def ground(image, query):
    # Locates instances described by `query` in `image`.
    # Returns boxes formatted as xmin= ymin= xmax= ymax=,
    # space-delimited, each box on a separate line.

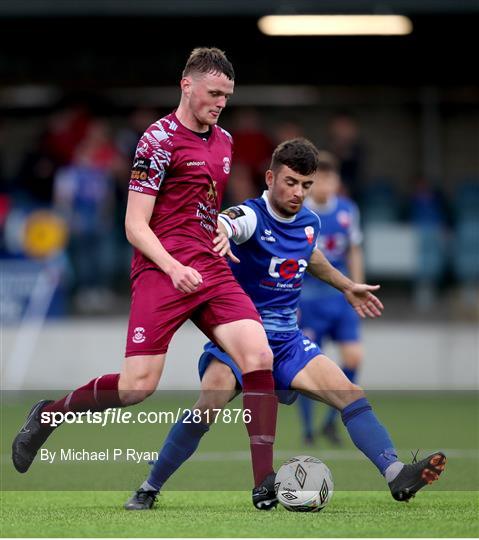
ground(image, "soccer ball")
xmin=275 ymin=455 xmax=334 ymax=512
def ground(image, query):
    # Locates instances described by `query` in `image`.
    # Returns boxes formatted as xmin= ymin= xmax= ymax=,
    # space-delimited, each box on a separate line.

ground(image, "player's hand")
xmin=213 ymin=228 xmax=240 ymax=264
xmin=167 ymin=263 xmax=203 ymax=294
xmin=344 ymin=284 xmax=384 ymax=319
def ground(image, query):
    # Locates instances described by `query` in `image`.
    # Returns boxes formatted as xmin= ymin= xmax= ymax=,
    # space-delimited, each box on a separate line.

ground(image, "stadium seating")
xmin=359 ymin=178 xmax=401 ymax=224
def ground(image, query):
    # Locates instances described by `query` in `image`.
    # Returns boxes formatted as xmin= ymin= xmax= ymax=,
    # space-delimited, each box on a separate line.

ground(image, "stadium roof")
xmin=1 ymin=0 xmax=478 ymax=17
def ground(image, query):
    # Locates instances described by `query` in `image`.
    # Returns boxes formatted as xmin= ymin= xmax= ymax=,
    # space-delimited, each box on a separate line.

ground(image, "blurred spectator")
xmin=227 ymin=108 xmax=273 ymax=203
xmin=43 ymin=102 xmax=92 ymax=166
xmin=0 ymin=121 xmax=6 ymax=191
xmin=359 ymin=177 xmax=401 ymax=225
xmin=14 ymin=103 xmax=93 ymax=206
xmin=409 ymin=176 xmax=449 ymax=227
xmin=451 ymin=179 xmax=479 ymax=316
xmin=115 ymin=107 xmax=158 ymax=287
xmin=14 ymin=135 xmax=58 ymax=205
xmin=408 ymin=177 xmax=449 ymax=311
xmin=272 ymin=120 xmax=305 ymax=145
xmin=53 ymin=119 xmax=121 ymax=313
xmin=116 ymin=107 xmax=158 ymax=160
xmin=0 ymin=122 xmax=9 ymax=253
xmin=115 ymin=107 xmax=158 ymax=226
xmin=327 ymin=111 xmax=365 ymax=202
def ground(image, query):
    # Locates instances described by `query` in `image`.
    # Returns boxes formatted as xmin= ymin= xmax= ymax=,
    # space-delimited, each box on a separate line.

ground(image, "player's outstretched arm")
xmin=307 ymin=248 xmax=383 ymax=318
xmin=213 ymin=222 xmax=240 ymax=263
xmin=213 ymin=204 xmax=258 ymax=262
xmin=125 ymin=191 xmax=203 ymax=293
xmin=343 ymin=284 xmax=383 ymax=319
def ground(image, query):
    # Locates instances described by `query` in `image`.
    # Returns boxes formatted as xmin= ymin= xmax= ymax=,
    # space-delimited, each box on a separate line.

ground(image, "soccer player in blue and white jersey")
xmin=297 ymin=151 xmax=365 ymax=446
xmin=125 ymin=139 xmax=446 ymax=511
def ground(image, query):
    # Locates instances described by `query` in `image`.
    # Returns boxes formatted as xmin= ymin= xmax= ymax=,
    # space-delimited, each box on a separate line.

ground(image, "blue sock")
xmin=324 ymin=366 xmax=358 ymax=427
xmin=341 ymin=397 xmax=399 ymax=475
xmin=146 ymin=412 xmax=209 ymax=491
xmin=297 ymin=394 xmax=314 ymax=439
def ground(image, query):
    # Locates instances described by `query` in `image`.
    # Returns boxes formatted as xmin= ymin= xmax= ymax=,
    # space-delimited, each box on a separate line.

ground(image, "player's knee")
xmin=342 ymin=344 xmax=363 ymax=369
xmin=204 ymin=368 xmax=237 ymax=391
xmin=119 ymin=376 xmax=157 ymax=405
xmin=242 ymin=347 xmax=274 ymax=372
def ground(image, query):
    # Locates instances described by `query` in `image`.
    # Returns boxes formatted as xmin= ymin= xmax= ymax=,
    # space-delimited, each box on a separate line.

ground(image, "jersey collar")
xmin=172 ymin=111 xmax=214 ymax=142
xmin=262 ymin=191 xmax=297 ymax=223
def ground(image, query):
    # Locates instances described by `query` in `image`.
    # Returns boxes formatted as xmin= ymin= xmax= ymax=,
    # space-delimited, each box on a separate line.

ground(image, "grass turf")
xmin=1 ymin=391 xmax=478 ymax=537
xmin=1 ymin=491 xmax=478 ymax=537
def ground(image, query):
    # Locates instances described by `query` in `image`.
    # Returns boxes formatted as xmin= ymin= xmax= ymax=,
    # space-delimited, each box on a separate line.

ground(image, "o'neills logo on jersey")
xmin=186 ymin=161 xmax=206 ymax=167
xmin=304 ymin=226 xmax=314 ymax=244
xmin=223 ymin=157 xmax=231 ymax=174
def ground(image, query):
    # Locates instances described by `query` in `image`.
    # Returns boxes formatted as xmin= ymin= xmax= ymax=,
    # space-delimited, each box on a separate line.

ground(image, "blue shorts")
xmin=299 ymin=295 xmax=360 ymax=347
xmin=198 ymin=330 xmax=322 ymax=405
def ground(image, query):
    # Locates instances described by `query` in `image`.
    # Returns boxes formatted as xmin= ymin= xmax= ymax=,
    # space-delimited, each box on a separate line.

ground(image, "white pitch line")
xmin=1 ymin=448 xmax=477 ymax=465
xmin=189 ymin=448 xmax=478 ymax=462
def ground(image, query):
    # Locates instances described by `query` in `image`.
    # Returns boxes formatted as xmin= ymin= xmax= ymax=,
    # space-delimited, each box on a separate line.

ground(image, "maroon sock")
xmin=43 ymin=373 xmax=122 ymax=415
xmin=242 ymin=369 xmax=278 ymax=487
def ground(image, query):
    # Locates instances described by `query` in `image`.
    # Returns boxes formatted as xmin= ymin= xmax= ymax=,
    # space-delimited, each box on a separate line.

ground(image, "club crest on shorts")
xmin=132 ymin=327 xmax=146 ymax=344
xmin=304 ymin=226 xmax=314 ymax=244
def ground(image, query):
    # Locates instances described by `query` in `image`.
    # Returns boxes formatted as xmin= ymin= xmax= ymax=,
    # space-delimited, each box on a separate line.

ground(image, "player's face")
xmin=266 ymin=165 xmax=316 ymax=217
xmin=183 ymin=71 xmax=234 ymax=129
xmin=310 ymin=171 xmax=340 ymax=204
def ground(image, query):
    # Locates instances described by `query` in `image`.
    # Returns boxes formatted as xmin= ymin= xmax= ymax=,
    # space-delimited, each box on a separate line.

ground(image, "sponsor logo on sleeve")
xmin=130 ymin=157 xmax=151 ymax=183
xmin=221 ymin=206 xmax=245 ymax=220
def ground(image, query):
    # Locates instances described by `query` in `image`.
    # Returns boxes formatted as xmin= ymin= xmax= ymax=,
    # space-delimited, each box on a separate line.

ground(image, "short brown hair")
xmin=183 ymin=47 xmax=235 ymax=80
xmin=270 ymin=138 xmax=319 ymax=176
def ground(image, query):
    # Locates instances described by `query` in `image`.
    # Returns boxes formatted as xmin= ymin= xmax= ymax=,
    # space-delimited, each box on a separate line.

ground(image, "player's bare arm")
xmin=212 ymin=221 xmax=240 ymax=263
xmin=307 ymin=248 xmax=383 ymax=318
xmin=347 ymin=244 xmax=365 ymax=283
xmin=125 ymin=191 xmax=203 ymax=293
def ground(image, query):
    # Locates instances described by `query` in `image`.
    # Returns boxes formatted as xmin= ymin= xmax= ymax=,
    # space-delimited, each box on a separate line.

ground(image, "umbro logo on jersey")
xmin=186 ymin=160 xmax=206 ymax=167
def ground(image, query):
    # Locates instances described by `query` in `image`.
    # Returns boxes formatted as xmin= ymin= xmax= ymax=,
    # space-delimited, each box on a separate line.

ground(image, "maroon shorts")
xmin=125 ymin=268 xmax=262 ymax=357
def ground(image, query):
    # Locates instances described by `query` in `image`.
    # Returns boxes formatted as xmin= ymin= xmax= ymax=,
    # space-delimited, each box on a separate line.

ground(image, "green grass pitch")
xmin=1 ymin=391 xmax=478 ymax=537
xmin=1 ymin=491 xmax=478 ymax=537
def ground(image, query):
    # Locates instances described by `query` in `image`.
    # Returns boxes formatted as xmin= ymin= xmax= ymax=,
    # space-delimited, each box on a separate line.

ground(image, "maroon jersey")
xmin=128 ymin=112 xmax=233 ymax=278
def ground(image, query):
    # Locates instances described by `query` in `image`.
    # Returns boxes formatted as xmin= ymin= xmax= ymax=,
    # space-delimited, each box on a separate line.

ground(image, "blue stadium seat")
xmin=359 ymin=178 xmax=401 ymax=224
xmin=416 ymin=224 xmax=447 ymax=282
xmin=452 ymin=179 xmax=479 ymax=221
xmin=452 ymin=217 xmax=479 ymax=282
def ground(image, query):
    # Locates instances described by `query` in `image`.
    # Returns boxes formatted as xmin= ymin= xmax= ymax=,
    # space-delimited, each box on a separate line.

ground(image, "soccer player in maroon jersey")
xmin=12 ymin=48 xmax=279 ymax=508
